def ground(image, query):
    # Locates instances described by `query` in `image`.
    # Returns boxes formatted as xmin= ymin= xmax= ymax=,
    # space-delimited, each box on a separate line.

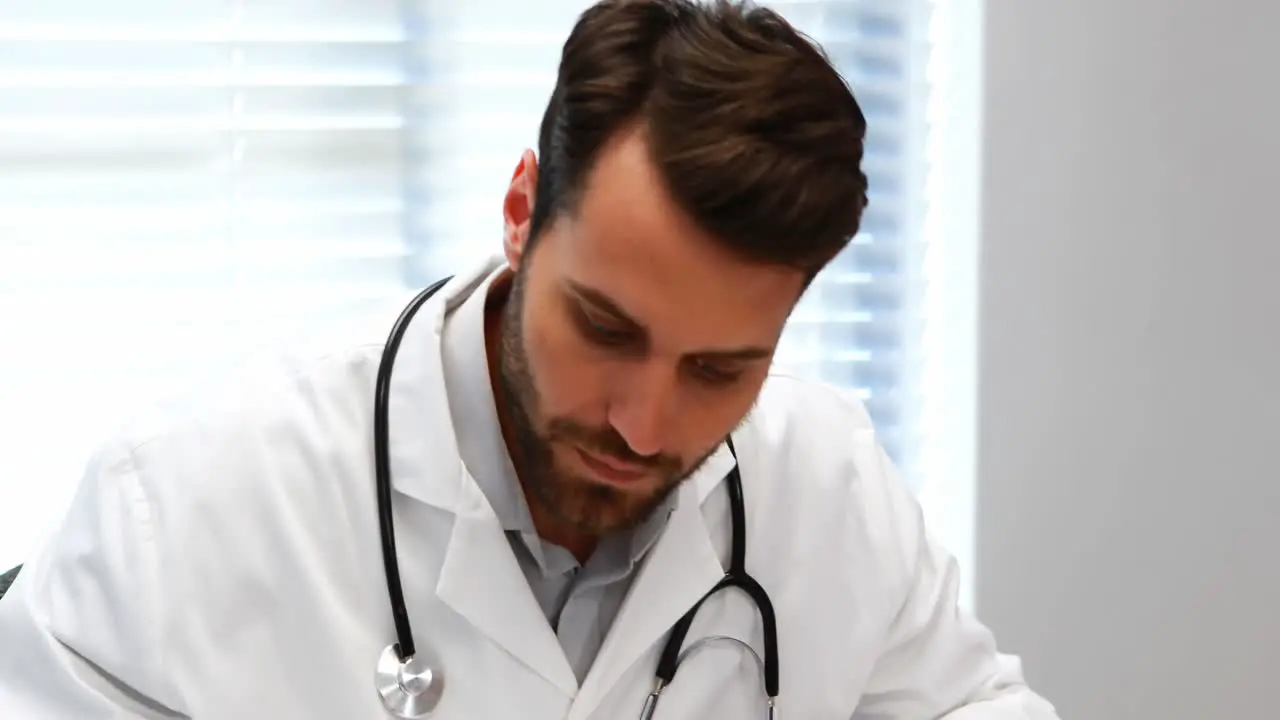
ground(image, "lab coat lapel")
xmin=568 ymin=446 xmax=737 ymax=720
xmin=435 ymin=483 xmax=579 ymax=697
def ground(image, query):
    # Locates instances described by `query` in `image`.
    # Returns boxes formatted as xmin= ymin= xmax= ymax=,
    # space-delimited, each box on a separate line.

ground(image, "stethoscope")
xmin=372 ymin=277 xmax=780 ymax=718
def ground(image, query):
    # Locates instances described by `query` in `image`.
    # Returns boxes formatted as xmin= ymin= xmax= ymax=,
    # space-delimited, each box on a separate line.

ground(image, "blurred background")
xmin=0 ymin=1 xmax=1275 ymax=717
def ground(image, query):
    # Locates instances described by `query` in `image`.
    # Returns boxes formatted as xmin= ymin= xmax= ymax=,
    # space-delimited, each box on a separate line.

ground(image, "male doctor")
xmin=0 ymin=1 xmax=1059 ymax=717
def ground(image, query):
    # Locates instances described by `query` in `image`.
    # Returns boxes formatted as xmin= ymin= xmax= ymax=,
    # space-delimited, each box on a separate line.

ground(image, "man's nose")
xmin=607 ymin=362 xmax=679 ymax=458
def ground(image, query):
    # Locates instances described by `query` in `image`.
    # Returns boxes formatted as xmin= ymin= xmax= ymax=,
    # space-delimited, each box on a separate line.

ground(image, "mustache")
xmin=546 ymin=417 xmax=680 ymax=471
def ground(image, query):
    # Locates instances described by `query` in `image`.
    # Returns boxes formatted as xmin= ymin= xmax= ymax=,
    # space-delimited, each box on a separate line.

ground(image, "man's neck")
xmin=482 ymin=272 xmax=600 ymax=563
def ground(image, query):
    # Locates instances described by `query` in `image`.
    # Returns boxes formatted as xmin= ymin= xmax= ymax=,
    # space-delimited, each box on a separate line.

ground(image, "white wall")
xmin=977 ymin=2 xmax=1280 ymax=718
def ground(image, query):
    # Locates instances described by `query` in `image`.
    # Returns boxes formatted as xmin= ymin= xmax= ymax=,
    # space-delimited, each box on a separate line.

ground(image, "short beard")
xmin=494 ymin=262 xmax=702 ymax=536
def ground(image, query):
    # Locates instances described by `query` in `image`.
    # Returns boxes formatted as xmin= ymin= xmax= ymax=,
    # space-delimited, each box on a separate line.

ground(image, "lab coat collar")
xmin=439 ymin=262 xmax=525 ymax=524
xmin=385 ymin=254 xmax=506 ymax=511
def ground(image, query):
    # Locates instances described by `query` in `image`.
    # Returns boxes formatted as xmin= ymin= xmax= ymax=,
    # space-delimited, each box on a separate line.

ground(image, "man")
xmin=0 ymin=1 xmax=1058 ymax=717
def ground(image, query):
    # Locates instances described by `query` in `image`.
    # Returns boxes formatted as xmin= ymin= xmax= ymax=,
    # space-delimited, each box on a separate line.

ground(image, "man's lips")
xmin=575 ymin=447 xmax=649 ymax=484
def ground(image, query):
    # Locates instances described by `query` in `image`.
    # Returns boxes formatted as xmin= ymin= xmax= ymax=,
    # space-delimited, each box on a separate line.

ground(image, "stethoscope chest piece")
xmin=375 ymin=644 xmax=445 ymax=718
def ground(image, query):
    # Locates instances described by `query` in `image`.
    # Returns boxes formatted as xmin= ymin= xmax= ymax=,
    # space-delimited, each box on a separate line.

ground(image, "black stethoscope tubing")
xmin=373 ymin=276 xmax=779 ymax=715
xmin=374 ymin=275 xmax=453 ymax=662
xmin=657 ymin=439 xmax=780 ymax=699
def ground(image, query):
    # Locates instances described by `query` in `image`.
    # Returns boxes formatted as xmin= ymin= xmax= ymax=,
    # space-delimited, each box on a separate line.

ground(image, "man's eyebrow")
xmin=566 ymin=280 xmax=645 ymax=329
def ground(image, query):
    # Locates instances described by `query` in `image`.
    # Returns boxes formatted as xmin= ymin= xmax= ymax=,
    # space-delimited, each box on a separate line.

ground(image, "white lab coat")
xmin=0 ymin=257 xmax=1059 ymax=719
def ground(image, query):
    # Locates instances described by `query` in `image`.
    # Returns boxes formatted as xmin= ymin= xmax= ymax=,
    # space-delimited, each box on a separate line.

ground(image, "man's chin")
xmin=546 ymin=482 xmax=661 ymax=535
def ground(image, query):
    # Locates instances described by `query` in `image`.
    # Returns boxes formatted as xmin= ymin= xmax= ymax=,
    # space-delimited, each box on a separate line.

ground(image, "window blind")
xmin=0 ymin=0 xmax=935 ymax=567
xmin=761 ymin=0 xmax=931 ymax=477
xmin=0 ymin=0 xmax=426 ymax=566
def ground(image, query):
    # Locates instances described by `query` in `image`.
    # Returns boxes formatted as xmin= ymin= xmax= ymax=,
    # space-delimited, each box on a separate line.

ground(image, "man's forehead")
xmin=546 ymin=127 xmax=806 ymax=344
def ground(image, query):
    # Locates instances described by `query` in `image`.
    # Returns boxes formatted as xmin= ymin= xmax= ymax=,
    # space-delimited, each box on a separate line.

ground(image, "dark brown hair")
xmin=530 ymin=0 xmax=869 ymax=278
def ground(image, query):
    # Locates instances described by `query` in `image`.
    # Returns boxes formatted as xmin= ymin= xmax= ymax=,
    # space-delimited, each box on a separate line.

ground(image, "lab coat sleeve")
xmin=850 ymin=440 xmax=1060 ymax=720
xmin=0 ymin=439 xmax=189 ymax=718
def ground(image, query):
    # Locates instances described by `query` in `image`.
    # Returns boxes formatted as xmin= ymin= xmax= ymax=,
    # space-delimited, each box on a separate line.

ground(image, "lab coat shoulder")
xmin=119 ymin=331 xmax=402 ymax=696
xmin=0 ymin=435 xmax=192 ymax=718
xmin=0 ymin=303 xmax=408 ymax=717
xmin=730 ymin=372 xmax=1060 ymax=719
xmin=738 ymin=371 xmax=918 ymax=595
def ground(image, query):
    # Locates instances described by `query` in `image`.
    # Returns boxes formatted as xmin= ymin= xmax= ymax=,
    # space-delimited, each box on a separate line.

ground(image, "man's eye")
xmin=581 ymin=317 xmax=631 ymax=346
xmin=689 ymin=359 xmax=743 ymax=385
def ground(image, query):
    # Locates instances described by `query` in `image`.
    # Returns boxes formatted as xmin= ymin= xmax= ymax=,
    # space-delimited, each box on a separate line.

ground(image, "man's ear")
xmin=502 ymin=149 xmax=539 ymax=271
